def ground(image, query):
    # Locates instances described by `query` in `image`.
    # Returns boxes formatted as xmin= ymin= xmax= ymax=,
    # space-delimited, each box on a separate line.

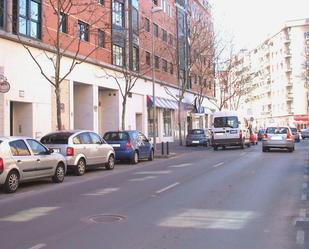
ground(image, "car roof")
xmin=42 ymin=130 xmax=93 ymax=136
xmin=0 ymin=136 xmax=33 ymax=141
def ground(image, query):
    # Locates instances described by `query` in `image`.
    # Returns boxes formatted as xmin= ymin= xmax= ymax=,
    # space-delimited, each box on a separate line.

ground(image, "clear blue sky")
xmin=209 ymin=0 xmax=309 ymax=50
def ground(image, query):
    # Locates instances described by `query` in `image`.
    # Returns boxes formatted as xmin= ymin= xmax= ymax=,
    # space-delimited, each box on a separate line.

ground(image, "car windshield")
xmin=104 ymin=132 xmax=128 ymax=141
xmin=40 ymin=132 xmax=73 ymax=144
xmin=214 ymin=116 xmax=239 ymax=128
xmin=188 ymin=129 xmax=204 ymax=135
xmin=290 ymin=128 xmax=297 ymax=133
xmin=266 ymin=127 xmax=289 ymax=134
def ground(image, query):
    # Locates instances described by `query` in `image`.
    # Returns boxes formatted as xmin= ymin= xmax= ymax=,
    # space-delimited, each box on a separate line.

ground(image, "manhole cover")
xmin=86 ymin=214 xmax=126 ymax=224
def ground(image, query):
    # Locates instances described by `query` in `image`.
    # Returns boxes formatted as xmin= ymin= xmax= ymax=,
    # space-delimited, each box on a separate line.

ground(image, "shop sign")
xmin=0 ymin=73 xmax=10 ymax=93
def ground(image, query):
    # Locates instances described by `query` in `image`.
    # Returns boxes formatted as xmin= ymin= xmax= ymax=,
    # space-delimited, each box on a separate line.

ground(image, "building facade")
xmin=0 ymin=0 xmax=216 ymax=141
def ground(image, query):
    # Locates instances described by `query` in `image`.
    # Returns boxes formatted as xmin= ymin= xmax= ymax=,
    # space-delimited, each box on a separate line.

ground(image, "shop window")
xmin=163 ymin=109 xmax=172 ymax=136
xmin=148 ymin=108 xmax=158 ymax=137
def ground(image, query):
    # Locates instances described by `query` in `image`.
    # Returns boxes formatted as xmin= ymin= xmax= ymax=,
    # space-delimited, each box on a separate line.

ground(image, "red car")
xmin=250 ymin=132 xmax=258 ymax=145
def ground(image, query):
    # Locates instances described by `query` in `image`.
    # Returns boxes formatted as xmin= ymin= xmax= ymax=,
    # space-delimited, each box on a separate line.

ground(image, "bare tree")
xmin=10 ymin=0 xmax=109 ymax=130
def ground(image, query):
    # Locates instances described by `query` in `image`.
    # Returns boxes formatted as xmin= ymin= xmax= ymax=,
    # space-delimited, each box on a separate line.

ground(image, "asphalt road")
xmin=0 ymin=141 xmax=308 ymax=249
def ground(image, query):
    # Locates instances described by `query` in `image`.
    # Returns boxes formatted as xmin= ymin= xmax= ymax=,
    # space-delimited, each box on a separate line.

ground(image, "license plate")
xmin=215 ymin=133 xmax=224 ymax=136
xmin=112 ymin=144 xmax=121 ymax=148
xmin=53 ymin=148 xmax=60 ymax=153
xmin=192 ymin=141 xmax=199 ymax=144
xmin=271 ymin=136 xmax=282 ymax=141
xmin=230 ymin=130 xmax=237 ymax=134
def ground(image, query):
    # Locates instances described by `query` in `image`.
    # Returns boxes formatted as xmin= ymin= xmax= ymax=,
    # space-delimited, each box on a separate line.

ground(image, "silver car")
xmin=41 ymin=130 xmax=115 ymax=176
xmin=262 ymin=127 xmax=295 ymax=152
xmin=301 ymin=128 xmax=309 ymax=139
xmin=0 ymin=136 xmax=66 ymax=193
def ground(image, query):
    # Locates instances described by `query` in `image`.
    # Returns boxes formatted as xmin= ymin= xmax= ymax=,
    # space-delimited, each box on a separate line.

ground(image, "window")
xmin=113 ymin=44 xmax=124 ymax=66
xmin=89 ymin=133 xmax=102 ymax=144
xmin=152 ymin=23 xmax=158 ymax=37
xmin=167 ymin=4 xmax=172 ymax=17
xmin=16 ymin=0 xmax=41 ymax=38
xmin=98 ymin=0 xmax=104 ymax=5
xmin=146 ymin=51 xmax=151 ymax=65
xmin=132 ymin=7 xmax=138 ymax=33
xmin=214 ymin=116 xmax=239 ymax=128
xmin=163 ymin=109 xmax=172 ymax=136
xmin=144 ymin=18 xmax=150 ymax=32
xmin=0 ymin=0 xmax=4 ymax=28
xmin=169 ymin=62 xmax=173 ymax=74
xmin=161 ymin=0 xmax=166 ymax=12
xmin=27 ymin=139 xmax=48 ymax=155
xmin=162 ymin=59 xmax=167 ymax=72
xmin=147 ymin=108 xmax=158 ymax=137
xmin=9 ymin=140 xmax=31 ymax=156
xmin=152 ymin=0 xmax=158 ymax=5
xmin=103 ymin=132 xmax=129 ymax=141
xmin=78 ymin=132 xmax=92 ymax=144
xmin=132 ymin=46 xmax=139 ymax=71
xmin=154 ymin=55 xmax=159 ymax=69
xmin=40 ymin=132 xmax=73 ymax=144
xmin=78 ymin=20 xmax=89 ymax=41
xmin=112 ymin=0 xmax=124 ymax=27
xmin=98 ymin=29 xmax=105 ymax=47
xmin=169 ymin=34 xmax=173 ymax=46
xmin=162 ymin=29 xmax=167 ymax=42
xmin=59 ymin=12 xmax=67 ymax=33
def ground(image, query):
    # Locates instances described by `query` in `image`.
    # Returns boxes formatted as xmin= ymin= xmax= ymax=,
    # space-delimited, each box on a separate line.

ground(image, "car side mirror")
xmin=148 ymin=138 xmax=152 ymax=142
xmin=48 ymin=148 xmax=54 ymax=154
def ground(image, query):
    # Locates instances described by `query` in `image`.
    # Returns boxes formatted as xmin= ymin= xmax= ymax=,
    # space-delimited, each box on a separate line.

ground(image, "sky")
xmin=209 ymin=0 xmax=309 ymax=50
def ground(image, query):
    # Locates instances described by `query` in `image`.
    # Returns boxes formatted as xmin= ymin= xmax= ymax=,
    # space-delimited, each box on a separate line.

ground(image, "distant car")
xmin=186 ymin=129 xmax=208 ymax=147
xmin=301 ymin=129 xmax=309 ymax=140
xmin=0 ymin=136 xmax=66 ymax=193
xmin=257 ymin=129 xmax=265 ymax=141
xmin=41 ymin=130 xmax=115 ymax=176
xmin=262 ymin=126 xmax=295 ymax=152
xmin=103 ymin=130 xmax=154 ymax=164
xmin=250 ymin=131 xmax=258 ymax=145
xmin=290 ymin=127 xmax=300 ymax=142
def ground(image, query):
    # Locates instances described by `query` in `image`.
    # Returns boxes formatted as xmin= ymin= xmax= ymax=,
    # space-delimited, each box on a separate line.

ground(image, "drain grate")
xmin=86 ymin=214 xmax=126 ymax=224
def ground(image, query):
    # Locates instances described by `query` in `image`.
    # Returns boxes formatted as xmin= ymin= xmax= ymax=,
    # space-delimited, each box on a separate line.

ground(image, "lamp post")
xmin=151 ymin=6 xmax=162 ymax=150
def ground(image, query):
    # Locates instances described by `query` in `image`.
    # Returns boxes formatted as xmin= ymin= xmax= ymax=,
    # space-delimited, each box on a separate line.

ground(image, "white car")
xmin=0 ymin=136 xmax=66 ymax=193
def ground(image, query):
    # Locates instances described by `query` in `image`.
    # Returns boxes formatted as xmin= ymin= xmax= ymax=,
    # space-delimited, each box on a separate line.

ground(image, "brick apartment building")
xmin=0 ymin=0 xmax=216 ymax=142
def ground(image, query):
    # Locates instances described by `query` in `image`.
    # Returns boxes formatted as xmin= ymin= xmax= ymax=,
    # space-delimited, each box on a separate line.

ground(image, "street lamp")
xmin=151 ymin=6 xmax=162 ymax=150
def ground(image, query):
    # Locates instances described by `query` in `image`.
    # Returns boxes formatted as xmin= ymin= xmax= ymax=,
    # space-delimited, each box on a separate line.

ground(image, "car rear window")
xmin=188 ymin=129 xmax=204 ymax=135
xmin=214 ymin=116 xmax=238 ymax=128
xmin=104 ymin=132 xmax=129 ymax=141
xmin=41 ymin=132 xmax=73 ymax=144
xmin=290 ymin=128 xmax=297 ymax=133
xmin=266 ymin=127 xmax=288 ymax=134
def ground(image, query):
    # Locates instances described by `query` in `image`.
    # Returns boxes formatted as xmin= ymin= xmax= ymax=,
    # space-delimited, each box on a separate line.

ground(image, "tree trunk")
xmin=121 ymin=96 xmax=127 ymax=130
xmin=55 ymin=87 xmax=62 ymax=130
xmin=178 ymin=100 xmax=183 ymax=145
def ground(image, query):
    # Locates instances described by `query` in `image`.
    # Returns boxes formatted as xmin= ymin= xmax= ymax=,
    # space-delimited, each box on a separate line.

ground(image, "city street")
xmin=0 ymin=141 xmax=309 ymax=249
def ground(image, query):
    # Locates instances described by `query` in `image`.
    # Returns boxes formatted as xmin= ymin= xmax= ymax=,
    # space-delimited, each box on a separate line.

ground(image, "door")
xmin=138 ymin=132 xmax=151 ymax=158
xmin=76 ymin=132 xmax=96 ymax=165
xmin=9 ymin=139 xmax=35 ymax=180
xmin=26 ymin=139 xmax=54 ymax=177
xmin=89 ymin=132 xmax=108 ymax=164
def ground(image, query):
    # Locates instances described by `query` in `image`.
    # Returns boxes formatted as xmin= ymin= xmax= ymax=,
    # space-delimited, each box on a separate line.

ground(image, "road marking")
xmin=169 ymin=163 xmax=192 ymax=168
xmin=135 ymin=170 xmax=171 ymax=175
xmin=240 ymin=152 xmax=247 ymax=156
xmin=296 ymin=230 xmax=305 ymax=245
xmin=83 ymin=188 xmax=119 ymax=196
xmin=156 ymin=182 xmax=180 ymax=194
xmin=212 ymin=162 xmax=224 ymax=168
xmin=129 ymin=176 xmax=158 ymax=182
xmin=28 ymin=244 xmax=47 ymax=249
xmin=303 ymin=183 xmax=308 ymax=189
xmin=299 ymin=209 xmax=306 ymax=218
xmin=301 ymin=194 xmax=307 ymax=201
xmin=0 ymin=207 xmax=59 ymax=222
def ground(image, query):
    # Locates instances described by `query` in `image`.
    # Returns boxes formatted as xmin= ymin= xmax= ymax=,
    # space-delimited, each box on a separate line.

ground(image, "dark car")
xmin=103 ymin=131 xmax=154 ymax=164
xmin=301 ymin=129 xmax=309 ymax=139
xmin=257 ymin=129 xmax=265 ymax=141
xmin=186 ymin=129 xmax=208 ymax=147
xmin=290 ymin=127 xmax=300 ymax=142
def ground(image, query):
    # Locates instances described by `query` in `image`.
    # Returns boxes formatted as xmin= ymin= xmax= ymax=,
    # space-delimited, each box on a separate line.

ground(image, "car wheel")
xmin=213 ymin=146 xmax=218 ymax=151
xmin=52 ymin=163 xmax=65 ymax=183
xmin=75 ymin=158 xmax=86 ymax=176
xmin=105 ymin=154 xmax=115 ymax=170
xmin=4 ymin=170 xmax=19 ymax=193
xmin=148 ymin=149 xmax=154 ymax=161
xmin=288 ymin=147 xmax=293 ymax=152
xmin=131 ymin=151 xmax=139 ymax=164
xmin=262 ymin=147 xmax=267 ymax=152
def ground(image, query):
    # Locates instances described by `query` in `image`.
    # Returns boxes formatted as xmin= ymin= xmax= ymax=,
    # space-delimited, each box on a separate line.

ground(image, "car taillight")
xmin=66 ymin=147 xmax=74 ymax=156
xmin=262 ymin=133 xmax=268 ymax=139
xmin=125 ymin=140 xmax=133 ymax=149
xmin=0 ymin=158 xmax=3 ymax=173
xmin=287 ymin=132 xmax=293 ymax=140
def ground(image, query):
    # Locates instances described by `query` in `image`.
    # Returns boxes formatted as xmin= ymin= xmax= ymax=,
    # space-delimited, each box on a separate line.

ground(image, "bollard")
xmin=166 ymin=141 xmax=169 ymax=155
xmin=161 ymin=142 xmax=164 ymax=155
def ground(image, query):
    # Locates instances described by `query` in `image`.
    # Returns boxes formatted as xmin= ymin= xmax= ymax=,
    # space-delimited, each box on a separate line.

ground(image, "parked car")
xmin=41 ymin=130 xmax=115 ymax=176
xmin=290 ymin=127 xmax=300 ymax=142
xmin=262 ymin=126 xmax=295 ymax=152
xmin=103 ymin=131 xmax=154 ymax=164
xmin=250 ymin=131 xmax=258 ymax=145
xmin=0 ymin=136 xmax=66 ymax=193
xmin=301 ymin=128 xmax=309 ymax=139
xmin=257 ymin=129 xmax=265 ymax=141
xmin=186 ymin=129 xmax=208 ymax=146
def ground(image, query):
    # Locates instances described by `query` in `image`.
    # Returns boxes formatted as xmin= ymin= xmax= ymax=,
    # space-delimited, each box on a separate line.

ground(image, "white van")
xmin=211 ymin=111 xmax=251 ymax=150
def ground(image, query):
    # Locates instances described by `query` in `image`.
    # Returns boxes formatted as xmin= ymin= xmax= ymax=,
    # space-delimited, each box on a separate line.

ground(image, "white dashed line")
xmin=212 ymin=162 xmax=224 ymax=168
xmin=82 ymin=188 xmax=119 ymax=196
xmin=296 ymin=230 xmax=305 ymax=245
xmin=240 ymin=152 xmax=247 ymax=156
xmin=299 ymin=209 xmax=307 ymax=218
xmin=169 ymin=163 xmax=192 ymax=168
xmin=135 ymin=171 xmax=171 ymax=175
xmin=28 ymin=244 xmax=47 ymax=249
xmin=129 ymin=176 xmax=158 ymax=182
xmin=156 ymin=182 xmax=180 ymax=194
